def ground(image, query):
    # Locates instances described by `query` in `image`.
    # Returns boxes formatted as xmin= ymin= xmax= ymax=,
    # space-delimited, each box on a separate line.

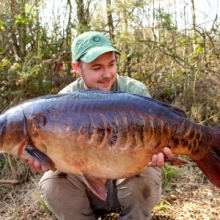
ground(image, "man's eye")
xmin=93 ymin=68 xmax=101 ymax=70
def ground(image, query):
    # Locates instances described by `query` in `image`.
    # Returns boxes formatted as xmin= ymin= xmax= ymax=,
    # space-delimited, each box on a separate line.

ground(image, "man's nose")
xmin=102 ymin=67 xmax=111 ymax=77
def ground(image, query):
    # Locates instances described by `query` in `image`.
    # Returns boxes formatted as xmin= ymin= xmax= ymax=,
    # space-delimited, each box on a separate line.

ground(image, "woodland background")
xmin=0 ymin=0 xmax=220 ymax=126
xmin=1 ymin=0 xmax=220 ymax=219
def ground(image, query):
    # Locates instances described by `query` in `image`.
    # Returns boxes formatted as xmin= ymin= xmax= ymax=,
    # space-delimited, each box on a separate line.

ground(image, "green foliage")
xmin=0 ymin=155 xmax=19 ymax=196
xmin=15 ymin=13 xmax=32 ymax=25
xmin=0 ymin=21 xmax=5 ymax=30
xmin=153 ymin=201 xmax=167 ymax=212
xmin=162 ymin=164 xmax=183 ymax=191
xmin=0 ymin=50 xmax=72 ymax=112
xmin=0 ymin=0 xmax=73 ymax=111
xmin=157 ymin=8 xmax=177 ymax=31
xmin=35 ymin=192 xmax=52 ymax=213
xmin=0 ymin=185 xmax=11 ymax=195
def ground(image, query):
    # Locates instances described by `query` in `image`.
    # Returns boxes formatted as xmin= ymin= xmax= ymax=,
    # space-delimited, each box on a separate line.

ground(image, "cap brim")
xmin=80 ymin=46 xmax=120 ymax=63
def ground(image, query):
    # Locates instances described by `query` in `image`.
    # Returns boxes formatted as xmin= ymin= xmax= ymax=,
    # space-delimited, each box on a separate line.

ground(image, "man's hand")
xmin=20 ymin=158 xmax=50 ymax=173
xmin=148 ymin=147 xmax=174 ymax=168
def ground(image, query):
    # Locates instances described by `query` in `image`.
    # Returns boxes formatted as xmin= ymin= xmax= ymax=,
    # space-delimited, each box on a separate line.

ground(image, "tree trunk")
xmin=75 ymin=0 xmax=91 ymax=33
xmin=106 ymin=0 xmax=114 ymax=40
xmin=10 ymin=0 xmax=19 ymax=58
xmin=191 ymin=0 xmax=196 ymax=37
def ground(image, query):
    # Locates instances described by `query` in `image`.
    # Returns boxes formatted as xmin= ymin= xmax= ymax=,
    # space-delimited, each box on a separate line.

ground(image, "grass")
xmin=35 ymin=192 xmax=52 ymax=214
xmin=153 ymin=201 xmax=168 ymax=212
xmin=161 ymin=163 xmax=183 ymax=191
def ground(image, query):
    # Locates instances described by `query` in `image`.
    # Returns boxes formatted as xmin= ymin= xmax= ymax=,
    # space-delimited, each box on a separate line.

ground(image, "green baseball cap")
xmin=71 ymin=31 xmax=120 ymax=63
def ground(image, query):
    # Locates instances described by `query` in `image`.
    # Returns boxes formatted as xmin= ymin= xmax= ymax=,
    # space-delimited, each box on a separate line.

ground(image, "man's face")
xmin=78 ymin=52 xmax=117 ymax=91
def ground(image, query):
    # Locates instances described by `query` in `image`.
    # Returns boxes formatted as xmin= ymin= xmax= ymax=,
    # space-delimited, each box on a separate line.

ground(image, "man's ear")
xmin=72 ymin=62 xmax=81 ymax=75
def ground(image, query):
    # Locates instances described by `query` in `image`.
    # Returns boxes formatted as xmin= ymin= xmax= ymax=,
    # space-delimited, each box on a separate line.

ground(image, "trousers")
xmin=39 ymin=167 xmax=162 ymax=220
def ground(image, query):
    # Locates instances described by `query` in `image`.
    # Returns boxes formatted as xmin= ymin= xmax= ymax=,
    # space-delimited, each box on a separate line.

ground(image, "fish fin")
xmin=83 ymin=175 xmax=107 ymax=201
xmin=195 ymin=130 xmax=220 ymax=188
xmin=25 ymin=145 xmax=56 ymax=171
xmin=151 ymin=100 xmax=187 ymax=118
xmin=165 ymin=158 xmax=188 ymax=166
xmin=159 ymin=103 xmax=187 ymax=118
xmin=131 ymin=94 xmax=187 ymax=118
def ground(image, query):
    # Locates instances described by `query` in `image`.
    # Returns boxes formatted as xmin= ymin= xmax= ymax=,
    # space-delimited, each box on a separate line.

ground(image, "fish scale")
xmin=0 ymin=89 xmax=220 ymax=201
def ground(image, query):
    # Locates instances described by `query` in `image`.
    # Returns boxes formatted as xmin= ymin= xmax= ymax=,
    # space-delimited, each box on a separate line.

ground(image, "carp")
xmin=0 ymin=89 xmax=220 ymax=200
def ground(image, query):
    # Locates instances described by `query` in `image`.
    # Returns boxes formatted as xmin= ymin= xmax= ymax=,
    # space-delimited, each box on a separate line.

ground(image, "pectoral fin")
xmin=25 ymin=145 xmax=56 ymax=171
xmin=83 ymin=175 xmax=107 ymax=201
xmin=165 ymin=157 xmax=188 ymax=166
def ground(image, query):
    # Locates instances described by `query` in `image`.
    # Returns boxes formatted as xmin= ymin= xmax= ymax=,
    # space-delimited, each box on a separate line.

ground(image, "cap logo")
xmin=93 ymin=36 xmax=101 ymax=42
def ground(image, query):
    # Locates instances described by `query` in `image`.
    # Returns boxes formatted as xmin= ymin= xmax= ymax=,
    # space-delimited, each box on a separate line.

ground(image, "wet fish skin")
xmin=0 ymin=89 xmax=220 ymax=200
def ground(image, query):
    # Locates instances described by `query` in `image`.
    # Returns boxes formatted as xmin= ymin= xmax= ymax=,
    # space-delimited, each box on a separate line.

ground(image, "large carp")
xmin=0 ymin=89 xmax=220 ymax=200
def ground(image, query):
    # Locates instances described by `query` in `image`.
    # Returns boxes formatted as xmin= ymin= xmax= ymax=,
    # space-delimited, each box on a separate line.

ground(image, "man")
xmin=23 ymin=31 xmax=173 ymax=220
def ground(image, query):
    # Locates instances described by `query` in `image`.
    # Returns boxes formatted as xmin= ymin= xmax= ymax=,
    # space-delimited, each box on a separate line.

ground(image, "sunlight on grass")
xmin=35 ymin=192 xmax=51 ymax=213
xmin=153 ymin=201 xmax=168 ymax=212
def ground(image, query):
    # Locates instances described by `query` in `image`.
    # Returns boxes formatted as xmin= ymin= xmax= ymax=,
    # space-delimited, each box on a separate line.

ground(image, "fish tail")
xmin=195 ymin=129 xmax=220 ymax=188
